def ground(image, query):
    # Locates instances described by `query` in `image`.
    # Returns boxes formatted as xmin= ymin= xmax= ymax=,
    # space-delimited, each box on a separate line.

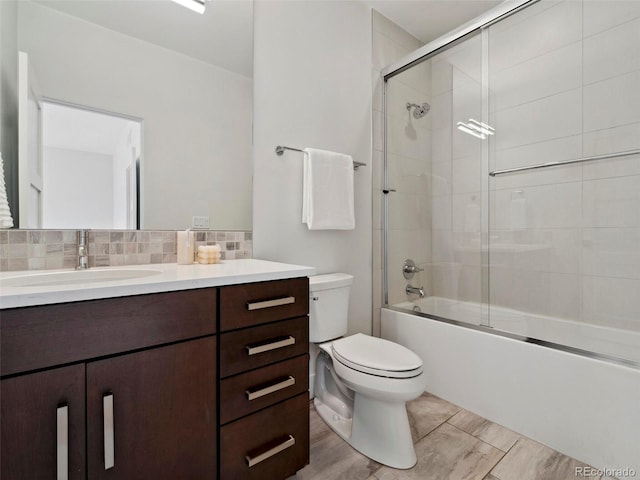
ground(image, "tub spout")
xmin=406 ymin=284 xmax=424 ymax=298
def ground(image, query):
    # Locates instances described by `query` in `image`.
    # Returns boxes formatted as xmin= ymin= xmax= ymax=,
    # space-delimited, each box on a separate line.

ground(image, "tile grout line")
xmin=412 ymin=406 xmax=463 ymax=444
xmin=486 ymin=437 xmax=528 ymax=480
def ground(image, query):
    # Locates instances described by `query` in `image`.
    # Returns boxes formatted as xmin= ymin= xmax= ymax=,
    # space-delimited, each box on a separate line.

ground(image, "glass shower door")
xmin=384 ymin=32 xmax=485 ymax=327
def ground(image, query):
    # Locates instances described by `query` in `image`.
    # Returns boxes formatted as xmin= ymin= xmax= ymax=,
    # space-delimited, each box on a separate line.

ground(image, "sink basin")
xmin=1 ymin=268 xmax=162 ymax=288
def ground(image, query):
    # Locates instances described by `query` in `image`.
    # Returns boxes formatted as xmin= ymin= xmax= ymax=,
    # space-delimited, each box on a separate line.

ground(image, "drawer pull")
xmin=57 ymin=404 xmax=68 ymax=480
xmin=246 ymin=376 xmax=296 ymax=401
xmin=246 ymin=296 xmax=295 ymax=311
xmin=246 ymin=336 xmax=296 ymax=356
xmin=103 ymin=393 xmax=115 ymax=470
xmin=245 ymin=435 xmax=296 ymax=467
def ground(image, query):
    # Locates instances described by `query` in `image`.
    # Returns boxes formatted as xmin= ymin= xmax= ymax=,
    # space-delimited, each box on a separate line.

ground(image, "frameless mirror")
xmin=6 ymin=0 xmax=253 ymax=230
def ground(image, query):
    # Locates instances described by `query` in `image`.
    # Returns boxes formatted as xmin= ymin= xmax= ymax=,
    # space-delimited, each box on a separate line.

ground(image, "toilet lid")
xmin=331 ymin=333 xmax=423 ymax=378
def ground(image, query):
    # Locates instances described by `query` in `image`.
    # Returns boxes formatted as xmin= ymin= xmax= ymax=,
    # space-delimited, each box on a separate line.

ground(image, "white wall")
xmin=18 ymin=1 xmax=252 ymax=230
xmin=253 ymin=1 xmax=373 ymax=336
xmin=43 ymin=147 xmax=113 ymax=229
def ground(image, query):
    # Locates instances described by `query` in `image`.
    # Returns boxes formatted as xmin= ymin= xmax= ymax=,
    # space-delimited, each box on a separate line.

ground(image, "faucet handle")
xmin=402 ymin=259 xmax=424 ymax=279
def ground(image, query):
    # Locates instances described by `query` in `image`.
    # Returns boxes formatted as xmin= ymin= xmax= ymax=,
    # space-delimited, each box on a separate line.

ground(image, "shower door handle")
xmin=382 ymin=188 xmax=396 ymax=194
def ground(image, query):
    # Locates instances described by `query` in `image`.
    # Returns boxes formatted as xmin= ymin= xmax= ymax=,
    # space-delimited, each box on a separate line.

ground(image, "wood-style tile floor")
xmin=289 ymin=393 xmax=611 ymax=480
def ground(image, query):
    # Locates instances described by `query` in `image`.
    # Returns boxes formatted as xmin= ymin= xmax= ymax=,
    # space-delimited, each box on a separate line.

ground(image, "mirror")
xmin=41 ymin=100 xmax=143 ymax=229
xmin=5 ymin=0 xmax=253 ymax=230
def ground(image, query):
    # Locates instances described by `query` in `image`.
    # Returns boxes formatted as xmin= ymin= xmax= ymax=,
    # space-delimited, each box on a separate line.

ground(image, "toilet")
xmin=309 ymin=273 xmax=426 ymax=469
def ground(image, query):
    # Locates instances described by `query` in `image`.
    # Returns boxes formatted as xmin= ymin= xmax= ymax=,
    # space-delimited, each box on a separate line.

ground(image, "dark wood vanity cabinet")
xmin=1 ymin=364 xmax=87 ymax=479
xmin=0 ymin=276 xmax=310 ymax=480
xmin=1 ymin=289 xmax=217 ymax=480
xmin=219 ymin=277 xmax=310 ymax=479
xmin=85 ymin=338 xmax=216 ymax=479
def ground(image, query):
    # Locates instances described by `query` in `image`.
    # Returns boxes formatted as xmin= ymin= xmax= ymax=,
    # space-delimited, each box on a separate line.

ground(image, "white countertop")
xmin=0 ymin=259 xmax=316 ymax=309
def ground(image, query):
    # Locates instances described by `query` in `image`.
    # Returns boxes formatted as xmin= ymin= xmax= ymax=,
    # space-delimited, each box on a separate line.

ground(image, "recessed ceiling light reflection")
xmin=457 ymin=119 xmax=495 ymax=139
xmin=456 ymin=122 xmax=486 ymax=139
xmin=171 ymin=0 xmax=206 ymax=14
xmin=467 ymin=119 xmax=495 ymax=136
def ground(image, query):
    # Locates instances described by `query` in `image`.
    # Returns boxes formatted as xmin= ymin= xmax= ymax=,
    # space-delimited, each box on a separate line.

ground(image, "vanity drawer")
xmin=1 ymin=289 xmax=217 ymax=376
xmin=219 ymin=277 xmax=309 ymax=331
xmin=219 ymin=316 xmax=309 ymax=378
xmin=220 ymin=393 xmax=309 ymax=480
xmin=220 ymin=354 xmax=308 ymax=425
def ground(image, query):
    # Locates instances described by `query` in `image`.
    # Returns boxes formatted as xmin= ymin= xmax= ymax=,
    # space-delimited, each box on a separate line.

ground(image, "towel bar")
xmin=275 ymin=145 xmax=366 ymax=170
xmin=489 ymin=149 xmax=640 ymax=177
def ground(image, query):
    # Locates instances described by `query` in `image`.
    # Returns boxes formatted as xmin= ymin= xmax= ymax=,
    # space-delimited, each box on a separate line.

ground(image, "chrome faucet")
xmin=406 ymin=284 xmax=425 ymax=298
xmin=402 ymin=259 xmax=424 ymax=279
xmin=76 ymin=229 xmax=90 ymax=270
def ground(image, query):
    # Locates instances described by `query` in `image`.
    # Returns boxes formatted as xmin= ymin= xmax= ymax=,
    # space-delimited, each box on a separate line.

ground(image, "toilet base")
xmin=314 ymin=397 xmax=353 ymax=440
xmin=314 ymin=393 xmax=417 ymax=469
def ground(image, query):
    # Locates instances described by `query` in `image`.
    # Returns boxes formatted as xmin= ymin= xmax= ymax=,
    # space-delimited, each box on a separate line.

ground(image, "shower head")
xmin=406 ymin=102 xmax=430 ymax=119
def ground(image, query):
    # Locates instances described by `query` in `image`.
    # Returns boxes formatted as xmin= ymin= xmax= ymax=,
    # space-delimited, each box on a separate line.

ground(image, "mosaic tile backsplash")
xmin=0 ymin=230 xmax=252 ymax=272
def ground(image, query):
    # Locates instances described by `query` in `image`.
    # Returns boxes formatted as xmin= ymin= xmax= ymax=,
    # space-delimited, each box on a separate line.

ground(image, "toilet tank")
xmin=308 ymin=273 xmax=353 ymax=343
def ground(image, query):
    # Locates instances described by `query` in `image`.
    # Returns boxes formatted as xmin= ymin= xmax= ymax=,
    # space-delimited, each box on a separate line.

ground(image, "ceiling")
xmin=32 ymin=0 xmax=502 ymax=78
xmin=364 ymin=0 xmax=503 ymax=44
xmin=33 ymin=0 xmax=254 ymax=78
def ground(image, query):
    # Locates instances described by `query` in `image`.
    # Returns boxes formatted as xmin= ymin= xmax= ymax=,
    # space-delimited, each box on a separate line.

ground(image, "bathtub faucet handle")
xmin=402 ymin=259 xmax=424 ymax=279
xmin=406 ymin=284 xmax=425 ymax=298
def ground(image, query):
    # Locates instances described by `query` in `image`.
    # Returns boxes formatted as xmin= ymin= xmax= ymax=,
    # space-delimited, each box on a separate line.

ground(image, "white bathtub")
xmin=381 ymin=303 xmax=640 ymax=473
xmin=394 ymin=296 xmax=640 ymax=364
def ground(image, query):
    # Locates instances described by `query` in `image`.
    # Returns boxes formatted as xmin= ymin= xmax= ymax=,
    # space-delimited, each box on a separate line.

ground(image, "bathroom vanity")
xmin=0 ymin=260 xmax=314 ymax=480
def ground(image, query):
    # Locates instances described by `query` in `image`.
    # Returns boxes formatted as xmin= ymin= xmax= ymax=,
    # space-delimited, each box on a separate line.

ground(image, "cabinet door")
xmin=86 ymin=337 xmax=216 ymax=480
xmin=1 ymin=364 xmax=86 ymax=480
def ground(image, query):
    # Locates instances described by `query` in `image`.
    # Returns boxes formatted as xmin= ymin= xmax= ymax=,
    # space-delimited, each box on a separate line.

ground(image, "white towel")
xmin=302 ymin=148 xmax=355 ymax=230
xmin=0 ymin=152 xmax=14 ymax=229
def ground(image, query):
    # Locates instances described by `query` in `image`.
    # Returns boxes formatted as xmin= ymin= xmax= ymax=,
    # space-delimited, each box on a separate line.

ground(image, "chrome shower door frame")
xmin=380 ymin=0 xmax=536 ymax=308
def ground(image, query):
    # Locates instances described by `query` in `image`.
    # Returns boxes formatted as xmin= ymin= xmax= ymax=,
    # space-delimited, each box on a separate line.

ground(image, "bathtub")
xmin=381 ymin=300 xmax=640 ymax=473
xmin=394 ymin=296 xmax=640 ymax=364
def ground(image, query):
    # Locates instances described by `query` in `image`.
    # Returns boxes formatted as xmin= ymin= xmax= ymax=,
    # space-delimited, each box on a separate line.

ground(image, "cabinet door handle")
xmin=245 ymin=435 xmax=296 ymax=467
xmin=103 ymin=393 xmax=115 ymax=470
xmin=246 ymin=376 xmax=296 ymax=401
xmin=246 ymin=296 xmax=295 ymax=311
xmin=57 ymin=404 xmax=68 ymax=480
xmin=246 ymin=336 xmax=295 ymax=356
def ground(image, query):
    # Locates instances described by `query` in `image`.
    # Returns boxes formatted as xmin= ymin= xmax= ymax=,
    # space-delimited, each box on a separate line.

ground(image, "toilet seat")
xmin=331 ymin=333 xmax=423 ymax=379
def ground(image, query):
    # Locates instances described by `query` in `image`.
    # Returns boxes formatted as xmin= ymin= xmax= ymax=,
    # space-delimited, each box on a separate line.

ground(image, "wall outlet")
xmin=192 ymin=216 xmax=210 ymax=229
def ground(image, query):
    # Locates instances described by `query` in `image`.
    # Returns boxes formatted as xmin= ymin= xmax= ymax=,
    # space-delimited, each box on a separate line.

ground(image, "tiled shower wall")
xmin=0 ymin=229 xmax=252 ymax=271
xmin=487 ymin=0 xmax=640 ymax=331
xmin=376 ymin=0 xmax=640 ymax=335
xmin=429 ymin=34 xmax=484 ymax=305
xmin=372 ymin=11 xmax=426 ymax=336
